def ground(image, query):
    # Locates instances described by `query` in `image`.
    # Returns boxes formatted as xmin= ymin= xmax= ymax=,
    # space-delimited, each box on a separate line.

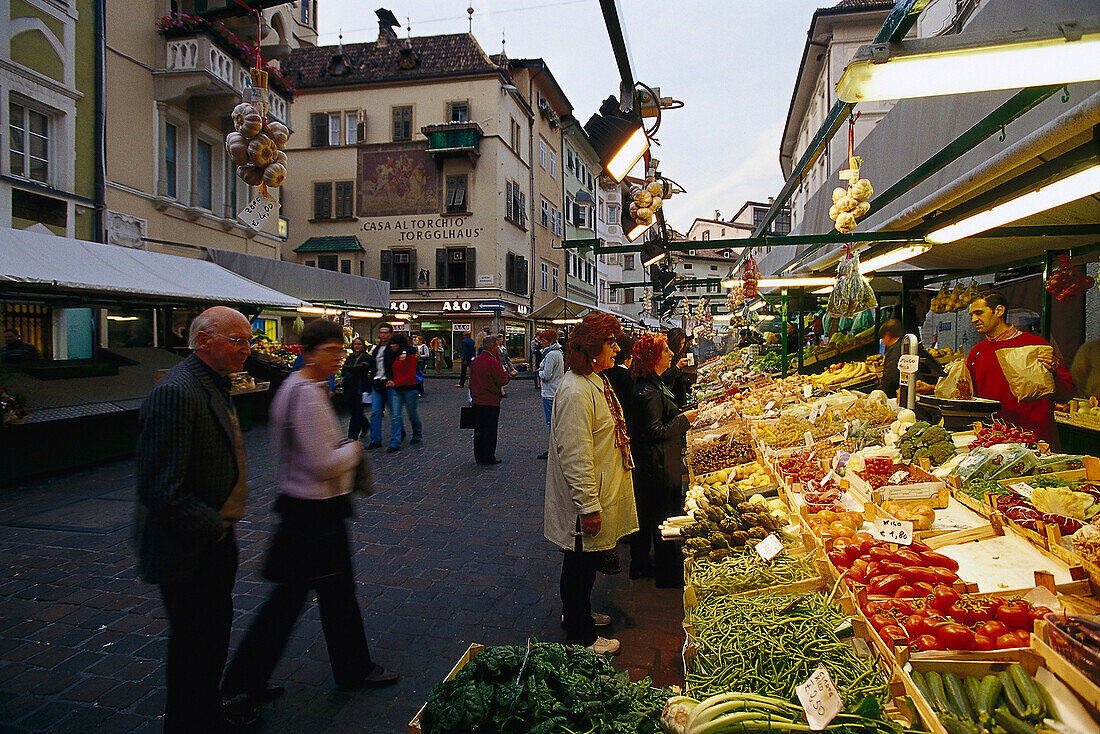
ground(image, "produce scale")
xmin=411 ymin=346 xmax=1100 ymax=734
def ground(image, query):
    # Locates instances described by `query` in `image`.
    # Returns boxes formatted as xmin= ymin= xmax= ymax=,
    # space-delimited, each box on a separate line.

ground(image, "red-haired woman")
xmin=544 ymin=313 xmax=638 ymax=656
xmin=628 ymin=333 xmax=698 ymax=586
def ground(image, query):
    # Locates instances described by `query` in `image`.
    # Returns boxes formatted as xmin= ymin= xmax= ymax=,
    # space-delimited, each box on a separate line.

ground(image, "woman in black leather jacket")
xmin=626 ymin=333 xmax=698 ymax=586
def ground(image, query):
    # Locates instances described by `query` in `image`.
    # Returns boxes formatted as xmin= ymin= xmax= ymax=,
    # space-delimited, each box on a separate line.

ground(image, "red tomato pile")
xmin=777 ymin=452 xmax=825 ymax=485
xmin=827 ymin=534 xmax=1050 ymax=651
xmin=970 ymin=422 xmax=1037 ymax=449
xmin=856 ymin=461 xmax=920 ymax=491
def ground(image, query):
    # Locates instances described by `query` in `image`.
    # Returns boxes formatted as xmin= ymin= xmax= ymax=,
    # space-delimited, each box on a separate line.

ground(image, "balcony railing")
xmin=422 ymin=122 xmax=483 ymax=167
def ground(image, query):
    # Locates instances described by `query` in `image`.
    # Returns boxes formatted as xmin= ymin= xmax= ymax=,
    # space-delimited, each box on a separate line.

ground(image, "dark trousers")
xmin=223 ymin=517 xmax=372 ymax=693
xmin=159 ymin=530 xmax=237 ymax=733
xmin=629 ymin=479 xmax=683 ymax=586
xmin=347 ymin=393 xmax=366 ymax=440
xmin=458 ymin=359 xmax=471 ymax=386
xmin=471 ymin=404 xmax=500 ymax=463
xmin=560 ymin=540 xmax=600 ymax=646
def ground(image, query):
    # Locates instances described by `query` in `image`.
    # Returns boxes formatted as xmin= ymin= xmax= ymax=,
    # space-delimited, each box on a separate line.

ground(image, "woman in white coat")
xmin=544 ymin=313 xmax=637 ymax=655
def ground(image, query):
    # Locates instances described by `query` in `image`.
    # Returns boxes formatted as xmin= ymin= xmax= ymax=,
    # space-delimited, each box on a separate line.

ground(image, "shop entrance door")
xmin=420 ymin=320 xmax=452 ymax=373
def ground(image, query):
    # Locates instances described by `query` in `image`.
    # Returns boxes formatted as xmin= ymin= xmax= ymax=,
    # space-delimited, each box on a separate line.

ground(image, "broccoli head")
xmin=922 ymin=425 xmax=949 ymax=445
xmin=931 ymin=441 xmax=957 ymax=465
xmin=911 ymin=448 xmax=934 ymax=462
xmin=899 ymin=443 xmax=917 ymax=461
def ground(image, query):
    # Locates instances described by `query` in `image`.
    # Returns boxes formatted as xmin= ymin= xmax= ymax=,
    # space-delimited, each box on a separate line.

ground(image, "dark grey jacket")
xmin=134 ymin=354 xmax=241 ymax=584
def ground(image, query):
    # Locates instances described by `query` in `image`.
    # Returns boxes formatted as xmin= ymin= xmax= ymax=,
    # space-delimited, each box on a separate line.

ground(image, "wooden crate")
xmin=408 ymin=643 xmax=484 ymax=734
xmin=1033 ymin=619 xmax=1100 ymax=713
xmin=848 ymin=464 xmax=949 ymax=509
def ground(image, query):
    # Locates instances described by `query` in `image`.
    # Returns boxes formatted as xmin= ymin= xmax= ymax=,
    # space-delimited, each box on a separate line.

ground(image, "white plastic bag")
xmin=934 ymin=359 xmax=974 ymax=399
xmin=995 ymin=344 xmax=1054 ymax=401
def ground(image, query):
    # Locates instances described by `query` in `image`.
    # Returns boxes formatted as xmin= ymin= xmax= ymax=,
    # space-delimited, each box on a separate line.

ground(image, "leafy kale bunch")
xmin=423 ymin=642 xmax=670 ymax=734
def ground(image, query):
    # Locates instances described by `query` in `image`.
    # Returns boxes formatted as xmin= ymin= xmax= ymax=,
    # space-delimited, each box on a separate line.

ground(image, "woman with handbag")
xmin=341 ymin=337 xmax=372 ymax=440
xmin=222 ymin=320 xmax=397 ymax=719
xmin=543 ymin=312 xmax=637 ymax=655
xmin=383 ymin=332 xmax=422 ymax=453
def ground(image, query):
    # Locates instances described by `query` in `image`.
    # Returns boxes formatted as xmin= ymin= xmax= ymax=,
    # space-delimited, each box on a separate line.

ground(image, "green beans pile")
xmin=686 ymin=591 xmax=889 ymax=707
xmin=688 ymin=552 xmax=819 ymax=599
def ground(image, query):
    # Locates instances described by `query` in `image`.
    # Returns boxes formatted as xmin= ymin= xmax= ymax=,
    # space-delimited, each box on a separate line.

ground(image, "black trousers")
xmin=629 ymin=478 xmax=683 ymax=586
xmin=471 ymin=404 xmax=500 ymax=464
xmin=223 ymin=509 xmax=372 ymax=693
xmin=560 ymin=539 xmax=600 ymax=646
xmin=458 ymin=359 xmax=471 ymax=386
xmin=158 ymin=529 xmax=237 ymax=733
xmin=346 ymin=392 xmax=366 ymax=440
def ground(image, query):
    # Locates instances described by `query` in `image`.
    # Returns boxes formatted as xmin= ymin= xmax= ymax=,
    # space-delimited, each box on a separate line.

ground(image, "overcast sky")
xmin=317 ymin=0 xmax=827 ymax=232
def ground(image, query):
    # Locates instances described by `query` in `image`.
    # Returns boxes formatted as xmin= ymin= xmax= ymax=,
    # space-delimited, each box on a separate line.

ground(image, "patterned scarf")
xmin=598 ymin=372 xmax=635 ymax=471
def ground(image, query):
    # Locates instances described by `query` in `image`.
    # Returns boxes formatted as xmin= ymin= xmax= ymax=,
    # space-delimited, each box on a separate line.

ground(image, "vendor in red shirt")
xmin=965 ymin=292 xmax=1075 ymax=445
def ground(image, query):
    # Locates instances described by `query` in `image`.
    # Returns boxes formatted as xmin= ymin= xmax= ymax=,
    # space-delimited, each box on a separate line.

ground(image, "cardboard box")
xmin=408 ymin=643 xmax=484 ymax=734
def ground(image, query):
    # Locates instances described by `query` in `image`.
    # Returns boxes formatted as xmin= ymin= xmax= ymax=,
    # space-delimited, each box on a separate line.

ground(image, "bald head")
xmin=190 ymin=307 xmax=252 ymax=375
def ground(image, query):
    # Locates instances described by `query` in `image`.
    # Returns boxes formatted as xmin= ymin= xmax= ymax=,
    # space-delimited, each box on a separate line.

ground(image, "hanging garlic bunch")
xmin=827 ymin=158 xmax=873 ymax=234
xmin=226 ymin=102 xmax=291 ymax=188
xmin=628 ymin=179 xmax=665 ymax=230
xmin=640 ymin=288 xmax=652 ymax=316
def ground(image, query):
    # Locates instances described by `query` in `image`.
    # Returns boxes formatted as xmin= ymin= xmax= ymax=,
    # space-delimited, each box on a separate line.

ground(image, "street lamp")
xmin=585 ymin=95 xmax=648 ymax=182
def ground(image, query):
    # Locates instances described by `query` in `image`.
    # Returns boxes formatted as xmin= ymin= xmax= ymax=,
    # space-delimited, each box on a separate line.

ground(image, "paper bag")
xmin=934 ymin=359 xmax=974 ymax=399
xmin=995 ymin=344 xmax=1054 ymax=401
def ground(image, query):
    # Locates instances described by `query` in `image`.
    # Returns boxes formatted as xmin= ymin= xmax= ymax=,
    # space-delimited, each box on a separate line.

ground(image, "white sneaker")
xmin=586 ymin=636 xmax=620 ymax=655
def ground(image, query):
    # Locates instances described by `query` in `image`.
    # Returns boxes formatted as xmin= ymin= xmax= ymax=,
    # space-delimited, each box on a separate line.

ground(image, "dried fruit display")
xmin=690 ymin=436 xmax=757 ymax=475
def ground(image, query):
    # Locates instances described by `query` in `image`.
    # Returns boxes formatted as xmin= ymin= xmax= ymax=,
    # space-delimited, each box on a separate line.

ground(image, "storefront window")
xmin=106 ymin=309 xmax=155 ymax=348
xmin=505 ymin=322 xmax=526 ymax=360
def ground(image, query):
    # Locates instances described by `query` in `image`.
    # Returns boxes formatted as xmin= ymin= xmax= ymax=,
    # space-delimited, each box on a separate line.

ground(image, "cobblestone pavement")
xmin=0 ymin=378 xmax=685 ymax=733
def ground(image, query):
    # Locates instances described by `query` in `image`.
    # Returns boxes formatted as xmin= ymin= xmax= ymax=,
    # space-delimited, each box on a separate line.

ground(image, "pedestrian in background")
xmin=134 ymin=306 xmax=261 ymax=733
xmin=341 ymin=337 xmax=372 ymax=441
xmin=384 ymin=332 xmax=422 ymax=453
xmin=414 ymin=335 xmax=430 ymax=395
xmin=365 ymin=324 xmax=393 ymax=449
xmin=544 ymin=312 xmax=637 ymax=656
xmin=627 ymin=333 xmax=697 ymax=586
xmin=531 ymin=334 xmax=543 ymax=389
xmin=663 ymin=328 xmax=698 ymax=408
xmin=222 ymin=320 xmax=397 ymax=722
xmin=536 ymin=329 xmax=564 ymax=460
xmin=430 ymin=335 xmax=446 ymax=374
xmin=456 ymin=330 xmax=475 ymax=387
xmin=496 ymin=332 xmax=518 ymax=376
xmin=469 ymin=334 xmax=510 ymax=465
xmin=604 ymin=335 xmax=635 ymax=413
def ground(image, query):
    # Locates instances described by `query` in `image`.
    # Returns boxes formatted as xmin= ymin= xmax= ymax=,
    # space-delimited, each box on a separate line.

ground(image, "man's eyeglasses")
xmin=203 ymin=331 xmax=250 ymax=346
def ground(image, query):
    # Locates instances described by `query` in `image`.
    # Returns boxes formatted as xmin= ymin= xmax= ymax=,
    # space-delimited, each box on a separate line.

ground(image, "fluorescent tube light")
xmin=296 ymin=306 xmax=326 ymax=315
xmin=926 ymin=164 xmax=1100 ymax=244
xmin=107 ymin=315 xmax=140 ymax=321
xmin=837 ymin=24 xmax=1100 ymax=103
xmin=551 ymin=318 xmax=582 ymax=325
xmin=858 ymin=244 xmax=931 ymax=273
xmin=812 ymin=286 xmax=834 ymax=295
xmin=749 ymin=300 xmax=767 ymax=312
xmin=722 ymin=277 xmax=835 ymax=288
xmin=347 ymin=310 xmax=384 ymax=319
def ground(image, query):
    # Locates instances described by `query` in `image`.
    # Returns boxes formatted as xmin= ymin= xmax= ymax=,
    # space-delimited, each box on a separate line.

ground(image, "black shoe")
xmin=476 ymin=459 xmax=503 ymax=465
xmin=365 ymin=443 xmax=383 ymax=450
xmin=338 ymin=664 xmax=400 ymax=690
xmin=537 ymin=451 xmax=548 ymax=460
xmin=386 ymin=446 xmax=399 ymax=453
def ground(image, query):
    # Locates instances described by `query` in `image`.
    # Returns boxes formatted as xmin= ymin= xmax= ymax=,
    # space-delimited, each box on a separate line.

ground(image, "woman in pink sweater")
xmin=222 ymin=320 xmax=397 ymax=723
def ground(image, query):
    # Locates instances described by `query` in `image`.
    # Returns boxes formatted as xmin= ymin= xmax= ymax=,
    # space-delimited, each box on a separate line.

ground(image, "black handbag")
xmin=460 ymin=405 xmax=475 ymax=429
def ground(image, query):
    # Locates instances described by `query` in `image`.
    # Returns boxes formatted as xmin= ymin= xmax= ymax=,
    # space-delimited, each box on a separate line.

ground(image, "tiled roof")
xmin=293 ymin=235 xmax=364 ymax=253
xmin=283 ymin=33 xmax=500 ymax=89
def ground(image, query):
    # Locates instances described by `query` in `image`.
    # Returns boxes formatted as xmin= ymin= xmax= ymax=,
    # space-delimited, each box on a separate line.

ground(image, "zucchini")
xmin=928 ymin=671 xmax=959 ymax=719
xmin=992 ymin=707 xmax=1039 ymax=734
xmin=978 ymin=674 xmax=1003 ymax=728
xmin=941 ymin=718 xmax=982 ymax=734
xmin=945 ymin=672 xmax=976 ymax=723
xmin=997 ymin=671 xmax=1027 ymax=720
xmin=1008 ymin=663 xmax=1045 ymax=722
xmin=1034 ymin=679 xmax=1057 ymax=722
xmin=963 ymin=676 xmax=982 ymax=716
xmin=910 ymin=671 xmax=938 ymax=713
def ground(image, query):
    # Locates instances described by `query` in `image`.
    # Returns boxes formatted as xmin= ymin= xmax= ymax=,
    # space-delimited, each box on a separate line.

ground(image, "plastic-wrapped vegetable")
xmin=827 ymin=250 xmax=877 ymax=318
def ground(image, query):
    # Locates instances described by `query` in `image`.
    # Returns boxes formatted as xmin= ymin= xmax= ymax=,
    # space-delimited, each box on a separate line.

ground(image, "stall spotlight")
xmin=106 ymin=315 xmax=140 ymax=321
xmin=926 ymin=164 xmax=1100 ymax=244
xmin=712 ymin=314 xmax=735 ymax=322
xmin=722 ymin=277 xmax=835 ymax=288
xmin=837 ymin=20 xmax=1100 ymax=103
xmin=640 ymin=239 xmax=667 ymax=267
xmin=347 ymin=310 xmax=384 ymax=319
xmin=584 ymin=95 xmax=649 ymax=182
xmin=296 ymin=306 xmax=327 ymax=315
xmin=758 ymin=314 xmax=777 ymax=321
xmin=748 ymin=300 xmax=768 ymax=312
xmin=858 ymin=244 xmax=931 ymax=273
xmin=551 ymin=318 xmax=582 ymax=325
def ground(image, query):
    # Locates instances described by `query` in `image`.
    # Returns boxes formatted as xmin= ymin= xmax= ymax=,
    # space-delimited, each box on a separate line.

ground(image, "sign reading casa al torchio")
xmin=361 ymin=217 xmax=483 ymax=242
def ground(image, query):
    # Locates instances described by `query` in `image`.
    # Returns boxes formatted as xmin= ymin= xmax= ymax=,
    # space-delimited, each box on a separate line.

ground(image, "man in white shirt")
xmin=536 ymin=329 xmax=564 ymax=460
xmin=365 ymin=324 xmax=392 ymax=449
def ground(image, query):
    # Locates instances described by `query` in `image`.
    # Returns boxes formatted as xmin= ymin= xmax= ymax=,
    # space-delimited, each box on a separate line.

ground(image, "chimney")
xmin=376 ymin=8 xmax=399 ymax=45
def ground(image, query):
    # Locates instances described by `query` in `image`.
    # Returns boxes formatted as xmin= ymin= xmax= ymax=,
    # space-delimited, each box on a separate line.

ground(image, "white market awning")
xmin=0 ymin=227 xmax=304 ymax=308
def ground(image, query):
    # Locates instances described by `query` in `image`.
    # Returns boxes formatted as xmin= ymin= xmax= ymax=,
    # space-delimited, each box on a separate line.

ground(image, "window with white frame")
xmin=540 ymin=198 xmax=550 ymax=228
xmin=195 ymin=139 xmax=213 ymax=210
xmin=345 ymin=111 xmax=358 ymax=145
xmin=164 ymin=122 xmax=177 ymax=198
xmin=510 ymin=118 xmax=521 ymax=152
xmin=445 ymin=174 xmax=468 ymax=214
xmin=392 ymin=106 xmax=412 ymax=142
xmin=9 ymin=102 xmax=49 ymax=183
xmin=505 ymin=180 xmax=526 ymax=227
xmin=608 ymin=204 xmax=618 ymax=223
xmin=540 ymin=262 xmax=548 ymax=291
xmin=551 ymin=206 xmax=563 ymax=237
xmin=564 ymin=195 xmax=574 ymax=225
xmin=548 ymin=148 xmax=556 ymax=178
xmin=623 ymin=253 xmax=635 ymax=270
xmin=552 ymin=266 xmax=560 ymax=293
xmin=448 ymin=101 xmax=469 ymax=122
xmin=538 ymin=138 xmax=547 ymax=169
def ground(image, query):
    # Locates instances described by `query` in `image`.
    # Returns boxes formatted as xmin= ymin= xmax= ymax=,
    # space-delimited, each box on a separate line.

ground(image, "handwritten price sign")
xmin=897 ymin=354 xmax=920 ymax=375
xmin=871 ymin=516 xmax=914 ymax=546
xmin=238 ymin=192 xmax=280 ymax=230
xmin=755 ymin=533 xmax=784 ymax=562
xmin=797 ymin=665 xmax=842 ymax=730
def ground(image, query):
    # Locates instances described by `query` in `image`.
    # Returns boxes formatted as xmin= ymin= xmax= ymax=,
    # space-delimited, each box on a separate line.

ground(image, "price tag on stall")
xmin=897 ymin=354 xmax=920 ymax=375
xmin=871 ymin=516 xmax=913 ymax=546
xmin=1009 ymin=482 xmax=1036 ymax=500
xmin=803 ymin=384 xmax=813 ymax=399
xmin=238 ymin=191 xmax=280 ymax=230
xmin=844 ymin=421 xmax=851 ymax=440
xmin=797 ymin=665 xmax=843 ymax=730
xmin=822 ymin=469 xmax=837 ymax=486
xmin=755 ymin=533 xmax=784 ymax=562
xmin=809 ymin=402 xmax=822 ymax=424
xmin=804 ymin=431 xmax=814 ymax=449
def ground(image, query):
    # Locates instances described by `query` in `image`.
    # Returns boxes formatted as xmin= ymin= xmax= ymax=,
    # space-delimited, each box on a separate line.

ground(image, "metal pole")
xmin=1041 ymin=249 xmax=1061 ymax=341
xmin=780 ymin=290 xmax=789 ymax=378
xmin=797 ymin=305 xmax=804 ymax=375
xmin=900 ymin=333 xmax=919 ymax=411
